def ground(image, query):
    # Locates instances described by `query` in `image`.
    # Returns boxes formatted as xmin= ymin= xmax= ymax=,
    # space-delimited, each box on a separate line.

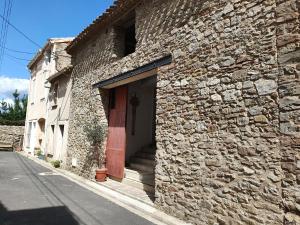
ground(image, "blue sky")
xmin=0 ymin=0 xmax=114 ymax=102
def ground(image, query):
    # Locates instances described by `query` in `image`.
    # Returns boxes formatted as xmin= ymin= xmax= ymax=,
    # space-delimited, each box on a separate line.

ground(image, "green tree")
xmin=0 ymin=89 xmax=28 ymax=126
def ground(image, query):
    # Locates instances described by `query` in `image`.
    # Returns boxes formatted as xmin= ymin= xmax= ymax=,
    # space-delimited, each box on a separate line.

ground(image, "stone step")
xmin=130 ymin=162 xmax=154 ymax=173
xmin=125 ymin=168 xmax=155 ymax=186
xmin=135 ymin=151 xmax=155 ymax=160
xmin=131 ymin=157 xmax=155 ymax=167
xmin=122 ymin=177 xmax=155 ymax=193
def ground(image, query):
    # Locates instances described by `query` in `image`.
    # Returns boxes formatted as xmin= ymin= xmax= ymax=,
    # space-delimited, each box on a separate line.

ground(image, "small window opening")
xmin=114 ymin=12 xmax=136 ymax=58
xmin=124 ymin=24 xmax=136 ymax=56
xmin=45 ymin=50 xmax=51 ymax=64
xmin=53 ymin=82 xmax=58 ymax=105
xmin=59 ymin=125 xmax=64 ymax=137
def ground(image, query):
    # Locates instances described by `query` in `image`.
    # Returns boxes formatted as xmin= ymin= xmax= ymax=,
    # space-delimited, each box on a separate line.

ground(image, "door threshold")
xmin=100 ymin=177 xmax=155 ymax=205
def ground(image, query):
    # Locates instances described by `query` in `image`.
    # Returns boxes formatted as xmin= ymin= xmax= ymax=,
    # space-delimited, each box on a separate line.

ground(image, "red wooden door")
xmin=106 ymin=86 xmax=127 ymax=179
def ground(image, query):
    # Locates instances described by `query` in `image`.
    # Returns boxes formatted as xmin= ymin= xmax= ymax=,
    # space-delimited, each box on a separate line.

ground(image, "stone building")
xmin=65 ymin=0 xmax=300 ymax=224
xmin=24 ymin=38 xmax=73 ymax=160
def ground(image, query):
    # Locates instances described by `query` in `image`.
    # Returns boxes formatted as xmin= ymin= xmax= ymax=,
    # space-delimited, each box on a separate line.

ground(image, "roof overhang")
xmin=67 ymin=0 xmax=139 ymax=54
xmin=92 ymin=55 xmax=172 ymax=89
xmin=47 ymin=65 xmax=73 ymax=82
xmin=28 ymin=37 xmax=74 ymax=70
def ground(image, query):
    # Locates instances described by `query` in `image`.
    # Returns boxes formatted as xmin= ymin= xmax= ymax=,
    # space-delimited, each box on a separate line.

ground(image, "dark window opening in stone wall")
xmin=114 ymin=11 xmax=136 ymax=58
xmin=124 ymin=24 xmax=136 ymax=56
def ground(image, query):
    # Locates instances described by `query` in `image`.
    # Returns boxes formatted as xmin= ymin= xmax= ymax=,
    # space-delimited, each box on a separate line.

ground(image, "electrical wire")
xmin=0 ymin=0 xmax=8 ymax=66
xmin=2 ymin=45 xmax=35 ymax=54
xmin=5 ymin=52 xmax=31 ymax=61
xmin=0 ymin=10 xmax=41 ymax=48
xmin=5 ymin=53 xmax=26 ymax=68
xmin=0 ymin=0 xmax=13 ymax=72
xmin=2 ymin=0 xmax=13 ymax=67
xmin=0 ymin=11 xmax=71 ymax=61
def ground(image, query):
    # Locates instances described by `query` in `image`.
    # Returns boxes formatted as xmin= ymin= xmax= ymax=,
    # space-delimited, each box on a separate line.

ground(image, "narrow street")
xmin=0 ymin=152 xmax=155 ymax=225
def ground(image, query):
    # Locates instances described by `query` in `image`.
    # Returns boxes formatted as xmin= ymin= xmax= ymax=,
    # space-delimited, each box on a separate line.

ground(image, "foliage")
xmin=35 ymin=148 xmax=42 ymax=157
xmin=51 ymin=160 xmax=61 ymax=168
xmin=0 ymin=90 xmax=27 ymax=126
xmin=84 ymin=119 xmax=106 ymax=145
xmin=84 ymin=118 xmax=107 ymax=167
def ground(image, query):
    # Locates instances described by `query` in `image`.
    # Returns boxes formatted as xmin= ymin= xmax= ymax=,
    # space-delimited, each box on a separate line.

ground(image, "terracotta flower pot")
xmin=95 ymin=168 xmax=107 ymax=182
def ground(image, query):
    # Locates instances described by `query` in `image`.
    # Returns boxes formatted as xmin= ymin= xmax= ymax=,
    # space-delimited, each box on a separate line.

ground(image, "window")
xmin=45 ymin=50 xmax=51 ymax=64
xmin=31 ymin=78 xmax=36 ymax=104
xmin=114 ymin=12 xmax=136 ymax=57
xmin=52 ymin=82 xmax=59 ymax=105
xmin=59 ymin=125 xmax=64 ymax=137
xmin=124 ymin=24 xmax=136 ymax=56
xmin=51 ymin=125 xmax=55 ymax=133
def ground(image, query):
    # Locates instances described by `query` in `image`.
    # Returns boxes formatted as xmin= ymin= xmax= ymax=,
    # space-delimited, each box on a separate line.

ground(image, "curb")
xmin=18 ymin=152 xmax=191 ymax=225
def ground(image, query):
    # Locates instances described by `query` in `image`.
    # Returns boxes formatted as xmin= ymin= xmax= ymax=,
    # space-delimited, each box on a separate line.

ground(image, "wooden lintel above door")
xmin=103 ymin=68 xmax=157 ymax=89
xmin=92 ymin=55 xmax=172 ymax=90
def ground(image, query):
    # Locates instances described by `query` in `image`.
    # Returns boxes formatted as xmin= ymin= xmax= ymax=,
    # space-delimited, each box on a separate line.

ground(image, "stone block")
xmin=254 ymin=79 xmax=277 ymax=96
xmin=278 ymin=50 xmax=300 ymax=65
xmin=254 ymin=115 xmax=268 ymax=123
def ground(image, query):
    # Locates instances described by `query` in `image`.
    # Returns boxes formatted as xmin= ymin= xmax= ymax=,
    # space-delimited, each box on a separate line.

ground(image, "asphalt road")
xmin=0 ymin=152 xmax=155 ymax=225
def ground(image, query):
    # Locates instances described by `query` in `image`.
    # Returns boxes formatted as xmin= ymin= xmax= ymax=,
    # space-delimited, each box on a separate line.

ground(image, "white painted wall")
xmin=24 ymin=38 xmax=73 ymax=158
xmin=45 ymin=73 xmax=72 ymax=162
xmin=24 ymin=46 xmax=54 ymax=154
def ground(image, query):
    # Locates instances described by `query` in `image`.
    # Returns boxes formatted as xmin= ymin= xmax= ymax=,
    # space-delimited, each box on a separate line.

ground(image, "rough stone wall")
xmin=276 ymin=0 xmax=300 ymax=224
xmin=0 ymin=125 xmax=24 ymax=149
xmin=55 ymin=42 xmax=72 ymax=71
xmin=66 ymin=0 xmax=300 ymax=224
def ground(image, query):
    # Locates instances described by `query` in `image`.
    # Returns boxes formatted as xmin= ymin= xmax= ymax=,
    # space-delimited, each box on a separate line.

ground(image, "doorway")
xmin=29 ymin=121 xmax=37 ymax=154
xmin=105 ymin=76 xmax=157 ymax=193
xmin=125 ymin=76 xmax=156 ymax=163
xmin=38 ymin=118 xmax=45 ymax=151
xmin=55 ymin=125 xmax=64 ymax=160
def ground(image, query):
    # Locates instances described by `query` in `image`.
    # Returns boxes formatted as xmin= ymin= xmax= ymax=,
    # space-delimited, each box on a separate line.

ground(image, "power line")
xmin=0 ymin=10 xmax=71 ymax=70
xmin=5 ymin=54 xmax=27 ymax=68
xmin=0 ymin=0 xmax=13 ymax=72
xmin=0 ymin=0 xmax=7 ymax=62
xmin=3 ymin=46 xmax=35 ymax=54
xmin=0 ymin=13 xmax=71 ymax=58
xmin=0 ymin=11 xmax=41 ymax=49
xmin=5 ymin=52 xmax=31 ymax=61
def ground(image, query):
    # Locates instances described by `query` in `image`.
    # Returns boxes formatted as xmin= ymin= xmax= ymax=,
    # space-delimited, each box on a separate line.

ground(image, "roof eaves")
xmin=66 ymin=0 xmax=138 ymax=53
xmin=47 ymin=65 xmax=73 ymax=82
xmin=28 ymin=38 xmax=74 ymax=70
xmin=27 ymin=40 xmax=51 ymax=70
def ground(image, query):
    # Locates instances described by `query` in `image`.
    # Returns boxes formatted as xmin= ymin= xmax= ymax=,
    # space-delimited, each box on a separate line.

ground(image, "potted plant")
xmin=84 ymin=119 xmax=107 ymax=182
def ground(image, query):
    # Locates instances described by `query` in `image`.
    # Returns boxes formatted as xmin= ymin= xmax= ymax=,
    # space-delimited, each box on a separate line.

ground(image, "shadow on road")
xmin=0 ymin=202 xmax=80 ymax=225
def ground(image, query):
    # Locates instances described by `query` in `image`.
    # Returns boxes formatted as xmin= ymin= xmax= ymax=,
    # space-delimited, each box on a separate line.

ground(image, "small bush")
xmin=51 ymin=160 xmax=60 ymax=168
xmin=35 ymin=149 xmax=42 ymax=156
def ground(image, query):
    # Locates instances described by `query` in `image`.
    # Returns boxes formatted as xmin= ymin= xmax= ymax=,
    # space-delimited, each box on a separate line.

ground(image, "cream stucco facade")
xmin=45 ymin=66 xmax=72 ymax=162
xmin=23 ymin=38 xmax=73 ymax=161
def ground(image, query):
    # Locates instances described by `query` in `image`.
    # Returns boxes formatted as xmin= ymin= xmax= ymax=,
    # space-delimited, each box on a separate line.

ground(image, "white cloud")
xmin=0 ymin=76 xmax=29 ymax=102
xmin=1 ymin=98 xmax=14 ymax=105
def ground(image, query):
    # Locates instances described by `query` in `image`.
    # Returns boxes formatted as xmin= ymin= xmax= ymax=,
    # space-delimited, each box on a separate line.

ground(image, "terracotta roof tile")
xmin=67 ymin=0 xmax=139 ymax=53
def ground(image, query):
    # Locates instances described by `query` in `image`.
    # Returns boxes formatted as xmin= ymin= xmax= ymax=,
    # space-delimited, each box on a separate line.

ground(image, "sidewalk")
xmin=18 ymin=151 xmax=190 ymax=225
